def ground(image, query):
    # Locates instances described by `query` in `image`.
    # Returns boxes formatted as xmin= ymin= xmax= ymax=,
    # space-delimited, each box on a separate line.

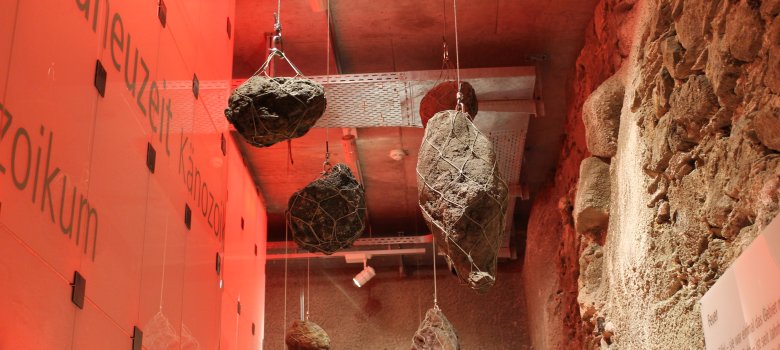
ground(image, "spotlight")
xmin=353 ymin=266 xmax=375 ymax=288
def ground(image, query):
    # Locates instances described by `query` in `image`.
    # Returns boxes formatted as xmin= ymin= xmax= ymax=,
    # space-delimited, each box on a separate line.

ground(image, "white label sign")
xmin=701 ymin=213 xmax=780 ymax=350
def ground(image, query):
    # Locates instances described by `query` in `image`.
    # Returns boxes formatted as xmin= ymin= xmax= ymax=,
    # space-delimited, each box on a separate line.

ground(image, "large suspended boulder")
xmin=419 ymin=81 xmax=478 ymax=127
xmin=288 ymin=163 xmax=367 ymax=255
xmin=225 ymin=76 xmax=326 ymax=147
xmin=411 ymin=307 xmax=459 ymax=350
xmin=285 ymin=320 xmax=330 ymax=350
xmin=416 ymin=110 xmax=508 ymax=292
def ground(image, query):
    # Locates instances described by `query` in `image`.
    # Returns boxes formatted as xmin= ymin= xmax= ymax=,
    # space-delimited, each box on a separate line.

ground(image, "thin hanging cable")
xmin=453 ymin=0 xmax=462 ymax=101
xmin=283 ymin=212 xmax=289 ymax=345
xmin=306 ymin=256 xmax=311 ymax=320
xmin=326 ymin=0 xmax=331 ymax=78
xmin=432 ymin=236 xmax=439 ymax=309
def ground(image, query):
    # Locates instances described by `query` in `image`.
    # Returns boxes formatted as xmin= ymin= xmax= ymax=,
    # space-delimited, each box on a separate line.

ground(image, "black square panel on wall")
xmin=132 ymin=326 xmax=143 ymax=350
xmin=157 ymin=0 xmax=167 ymax=27
xmin=71 ymin=271 xmax=86 ymax=309
xmin=93 ymin=60 xmax=107 ymax=97
xmin=184 ymin=204 xmax=192 ymax=230
xmin=146 ymin=143 xmax=156 ymax=173
xmin=192 ymin=74 xmax=199 ymax=99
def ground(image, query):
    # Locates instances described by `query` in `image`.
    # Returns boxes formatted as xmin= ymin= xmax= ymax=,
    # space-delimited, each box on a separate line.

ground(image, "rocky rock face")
xmin=574 ymin=157 xmax=612 ymax=239
xmin=526 ymin=0 xmax=780 ymax=349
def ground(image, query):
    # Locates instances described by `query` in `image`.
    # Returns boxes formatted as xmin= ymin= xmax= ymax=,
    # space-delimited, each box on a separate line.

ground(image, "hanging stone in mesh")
xmin=411 ymin=307 xmax=459 ymax=350
xmin=419 ymin=81 xmax=478 ymax=128
xmin=285 ymin=320 xmax=330 ymax=350
xmin=288 ymin=163 xmax=367 ymax=255
xmin=224 ymin=76 xmax=326 ymax=147
xmin=416 ymin=110 xmax=508 ymax=293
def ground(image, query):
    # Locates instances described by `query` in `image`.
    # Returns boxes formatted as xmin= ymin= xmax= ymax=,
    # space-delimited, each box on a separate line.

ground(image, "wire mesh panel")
xmin=416 ymin=110 xmax=508 ymax=293
xmin=411 ymin=307 xmax=459 ymax=350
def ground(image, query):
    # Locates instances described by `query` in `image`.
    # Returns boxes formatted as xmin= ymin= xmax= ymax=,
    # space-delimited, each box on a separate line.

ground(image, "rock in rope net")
xmin=288 ymin=163 xmax=367 ymax=255
xmin=225 ymin=76 xmax=326 ymax=147
xmin=411 ymin=307 xmax=460 ymax=350
xmin=419 ymin=81 xmax=478 ymax=128
xmin=285 ymin=320 xmax=331 ymax=350
xmin=143 ymin=310 xmax=179 ymax=350
xmin=416 ymin=110 xmax=508 ymax=293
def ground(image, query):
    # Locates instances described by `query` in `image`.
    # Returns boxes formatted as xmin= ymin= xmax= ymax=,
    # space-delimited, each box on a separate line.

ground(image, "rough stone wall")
xmin=522 ymin=0 xmax=632 ymax=348
xmin=526 ymin=0 xmax=780 ymax=349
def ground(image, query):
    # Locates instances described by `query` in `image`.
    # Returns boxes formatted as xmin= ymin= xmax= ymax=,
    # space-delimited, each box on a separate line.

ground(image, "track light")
xmin=353 ymin=260 xmax=375 ymax=287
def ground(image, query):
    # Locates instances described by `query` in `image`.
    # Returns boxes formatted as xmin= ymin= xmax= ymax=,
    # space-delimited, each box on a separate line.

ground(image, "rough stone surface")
xmin=288 ymin=163 xmax=367 ymax=255
xmin=420 ymin=81 xmax=478 ymax=128
xmin=574 ymin=157 xmax=611 ymax=238
xmin=411 ymin=307 xmax=460 ymax=350
xmin=225 ymin=76 xmax=326 ymax=147
xmin=417 ymin=110 xmax=508 ymax=293
xmin=583 ymin=72 xmax=625 ymax=158
xmin=527 ymin=0 xmax=780 ymax=349
xmin=285 ymin=320 xmax=330 ymax=350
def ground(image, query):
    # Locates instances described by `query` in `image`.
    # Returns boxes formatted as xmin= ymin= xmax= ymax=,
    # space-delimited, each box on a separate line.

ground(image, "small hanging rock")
xmin=285 ymin=320 xmax=330 ymax=350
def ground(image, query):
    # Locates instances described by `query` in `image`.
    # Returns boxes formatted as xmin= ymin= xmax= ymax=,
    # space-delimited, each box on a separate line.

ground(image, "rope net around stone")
xmin=411 ymin=307 xmax=460 ymax=350
xmin=225 ymin=76 xmax=326 ymax=148
xmin=420 ymin=81 xmax=478 ymax=128
xmin=143 ymin=310 xmax=179 ymax=350
xmin=416 ymin=110 xmax=508 ymax=293
xmin=285 ymin=320 xmax=331 ymax=350
xmin=288 ymin=163 xmax=367 ymax=255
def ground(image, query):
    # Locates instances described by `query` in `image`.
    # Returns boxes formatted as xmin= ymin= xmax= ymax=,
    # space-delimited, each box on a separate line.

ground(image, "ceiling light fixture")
xmin=352 ymin=258 xmax=376 ymax=287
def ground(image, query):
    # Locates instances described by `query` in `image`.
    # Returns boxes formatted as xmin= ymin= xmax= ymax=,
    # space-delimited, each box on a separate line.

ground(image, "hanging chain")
xmin=283 ymin=211 xmax=289 ymax=343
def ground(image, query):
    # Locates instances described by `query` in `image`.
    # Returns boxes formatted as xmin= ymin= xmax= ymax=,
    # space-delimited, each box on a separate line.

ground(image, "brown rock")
xmin=761 ymin=0 xmax=780 ymax=18
xmin=705 ymin=46 xmax=742 ymax=107
xmin=661 ymin=36 xmax=693 ymax=79
xmin=668 ymin=75 xmax=719 ymax=144
xmin=765 ymin=19 xmax=780 ymax=94
xmin=574 ymin=157 xmax=611 ymax=236
xmin=722 ymin=2 xmax=764 ymax=62
xmin=654 ymin=68 xmax=675 ymax=117
xmin=673 ymin=0 xmax=720 ymax=57
xmin=748 ymin=109 xmax=780 ymax=151
xmin=583 ymin=73 xmax=625 ymax=158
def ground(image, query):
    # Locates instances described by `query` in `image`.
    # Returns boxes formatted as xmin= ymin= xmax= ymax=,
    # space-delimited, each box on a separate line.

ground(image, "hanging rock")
xmin=288 ymin=164 xmax=367 ymax=255
xmin=285 ymin=320 xmax=330 ymax=350
xmin=420 ymin=81 xmax=478 ymax=127
xmin=225 ymin=76 xmax=326 ymax=147
xmin=574 ymin=157 xmax=611 ymax=237
xmin=417 ymin=110 xmax=508 ymax=292
xmin=411 ymin=307 xmax=459 ymax=350
xmin=583 ymin=73 xmax=625 ymax=158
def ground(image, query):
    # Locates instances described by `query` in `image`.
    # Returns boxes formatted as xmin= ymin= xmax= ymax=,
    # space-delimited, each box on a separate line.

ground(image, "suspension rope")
xmin=306 ymin=256 xmax=311 ymax=320
xmin=452 ymin=0 xmax=463 ymax=110
xmin=432 ymin=236 xmax=439 ymax=309
xmin=283 ymin=211 xmax=289 ymax=346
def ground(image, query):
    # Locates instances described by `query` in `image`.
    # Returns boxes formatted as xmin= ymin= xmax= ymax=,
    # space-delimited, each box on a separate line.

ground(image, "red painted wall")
xmin=0 ymin=0 xmax=266 ymax=349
